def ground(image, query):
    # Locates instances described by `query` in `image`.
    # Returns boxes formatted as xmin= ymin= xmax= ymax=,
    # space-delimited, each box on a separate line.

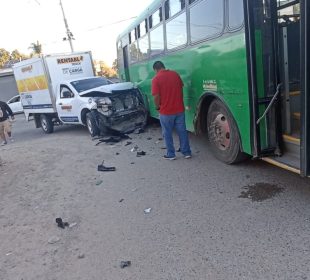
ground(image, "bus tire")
xmin=86 ymin=112 xmax=100 ymax=137
xmin=40 ymin=114 xmax=54 ymax=134
xmin=207 ymin=99 xmax=245 ymax=164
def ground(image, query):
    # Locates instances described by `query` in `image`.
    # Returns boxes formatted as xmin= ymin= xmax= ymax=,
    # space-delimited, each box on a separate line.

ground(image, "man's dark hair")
xmin=153 ymin=61 xmax=165 ymax=71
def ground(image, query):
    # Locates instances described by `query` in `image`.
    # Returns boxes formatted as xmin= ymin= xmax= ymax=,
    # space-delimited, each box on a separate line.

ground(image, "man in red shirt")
xmin=152 ymin=61 xmax=191 ymax=160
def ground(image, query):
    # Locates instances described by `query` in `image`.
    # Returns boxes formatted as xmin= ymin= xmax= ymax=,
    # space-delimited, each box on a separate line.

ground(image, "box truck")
xmin=13 ymin=52 xmax=147 ymax=136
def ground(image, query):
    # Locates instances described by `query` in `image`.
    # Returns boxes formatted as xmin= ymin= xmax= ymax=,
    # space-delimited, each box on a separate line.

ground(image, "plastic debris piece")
xmin=78 ymin=253 xmax=85 ymax=259
xmin=119 ymin=199 xmax=124 ymax=203
xmin=56 ymin=218 xmax=69 ymax=229
xmin=120 ymin=261 xmax=131 ymax=268
xmin=131 ymin=146 xmax=138 ymax=152
xmin=136 ymin=151 xmax=146 ymax=157
xmin=6 ymin=252 xmax=13 ymax=256
xmin=97 ymin=161 xmax=116 ymax=172
xmin=48 ymin=237 xmax=60 ymax=244
xmin=96 ymin=180 xmax=103 ymax=185
xmin=69 ymin=222 xmax=77 ymax=228
xmin=116 ymin=152 xmax=120 ymax=155
xmin=144 ymin=208 xmax=152 ymax=214
xmin=134 ymin=128 xmax=145 ymax=134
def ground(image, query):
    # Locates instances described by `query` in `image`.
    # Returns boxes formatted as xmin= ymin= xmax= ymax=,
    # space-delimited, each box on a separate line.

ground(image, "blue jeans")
xmin=159 ymin=112 xmax=191 ymax=157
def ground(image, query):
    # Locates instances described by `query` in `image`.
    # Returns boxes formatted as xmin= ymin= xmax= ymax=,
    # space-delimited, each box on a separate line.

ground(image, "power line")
xmin=86 ymin=17 xmax=137 ymax=32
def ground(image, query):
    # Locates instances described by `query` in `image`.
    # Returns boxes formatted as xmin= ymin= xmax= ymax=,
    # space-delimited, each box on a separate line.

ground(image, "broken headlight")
xmin=97 ymin=97 xmax=112 ymax=115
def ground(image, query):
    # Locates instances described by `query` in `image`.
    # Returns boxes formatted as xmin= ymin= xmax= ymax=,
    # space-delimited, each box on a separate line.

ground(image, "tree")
xmin=11 ymin=49 xmax=28 ymax=61
xmin=112 ymin=58 xmax=118 ymax=73
xmin=29 ymin=40 xmax=42 ymax=56
xmin=0 ymin=48 xmax=10 ymax=68
xmin=96 ymin=60 xmax=117 ymax=78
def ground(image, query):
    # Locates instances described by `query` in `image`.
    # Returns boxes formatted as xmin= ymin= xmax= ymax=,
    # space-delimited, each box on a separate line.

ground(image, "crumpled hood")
xmin=79 ymin=82 xmax=134 ymax=96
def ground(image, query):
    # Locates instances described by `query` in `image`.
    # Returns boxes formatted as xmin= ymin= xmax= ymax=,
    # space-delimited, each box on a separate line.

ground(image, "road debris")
xmin=48 ymin=237 xmax=60 ymax=244
xmin=95 ymin=136 xmax=122 ymax=146
xmin=78 ymin=253 xmax=85 ymax=259
xmin=147 ymin=137 xmax=152 ymax=140
xmin=56 ymin=218 xmax=69 ymax=229
xmin=69 ymin=222 xmax=77 ymax=228
xmin=136 ymin=151 xmax=146 ymax=157
xmin=131 ymin=145 xmax=138 ymax=152
xmin=97 ymin=161 xmax=116 ymax=172
xmin=119 ymin=199 xmax=124 ymax=203
xmin=125 ymin=141 xmax=132 ymax=146
xmin=120 ymin=261 xmax=131 ymax=268
xmin=144 ymin=208 xmax=152 ymax=214
xmin=96 ymin=180 xmax=103 ymax=185
xmin=134 ymin=128 xmax=145 ymax=134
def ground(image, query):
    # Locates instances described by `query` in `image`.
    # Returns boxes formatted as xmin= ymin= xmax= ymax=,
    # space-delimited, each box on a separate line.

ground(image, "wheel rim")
xmin=42 ymin=119 xmax=48 ymax=131
xmin=208 ymin=113 xmax=231 ymax=151
xmin=87 ymin=118 xmax=93 ymax=134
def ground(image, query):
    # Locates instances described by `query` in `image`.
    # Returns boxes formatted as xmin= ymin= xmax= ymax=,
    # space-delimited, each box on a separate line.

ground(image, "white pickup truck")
xmin=13 ymin=52 xmax=147 ymax=136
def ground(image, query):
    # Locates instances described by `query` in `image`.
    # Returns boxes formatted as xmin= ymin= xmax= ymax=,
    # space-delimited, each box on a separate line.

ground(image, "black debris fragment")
xmin=120 ymin=261 xmax=131 ymax=268
xmin=134 ymin=128 xmax=145 ymax=134
xmin=125 ymin=141 xmax=132 ymax=146
xmin=119 ymin=199 xmax=124 ymax=203
xmin=98 ymin=161 xmax=116 ymax=172
xmin=136 ymin=151 xmax=146 ymax=157
xmin=56 ymin=218 xmax=69 ymax=229
xmin=96 ymin=136 xmax=122 ymax=146
xmin=147 ymin=137 xmax=152 ymax=140
xmin=158 ymin=137 xmax=163 ymax=140
xmin=116 ymin=152 xmax=120 ymax=155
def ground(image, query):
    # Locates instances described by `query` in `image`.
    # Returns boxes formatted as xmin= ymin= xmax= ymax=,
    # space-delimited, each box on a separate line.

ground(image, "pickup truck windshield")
xmin=71 ymin=77 xmax=113 ymax=93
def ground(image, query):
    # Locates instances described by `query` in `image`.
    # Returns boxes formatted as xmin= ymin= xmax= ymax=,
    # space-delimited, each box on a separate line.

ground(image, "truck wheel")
xmin=40 ymin=114 xmax=54 ymax=134
xmin=207 ymin=99 xmax=245 ymax=164
xmin=86 ymin=112 xmax=100 ymax=137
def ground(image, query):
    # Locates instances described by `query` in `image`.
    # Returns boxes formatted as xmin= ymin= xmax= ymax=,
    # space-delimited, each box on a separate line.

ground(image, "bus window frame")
xmin=165 ymin=10 xmax=188 ymax=51
xmin=188 ymin=0 xmax=225 ymax=45
xmin=226 ymin=0 xmax=245 ymax=32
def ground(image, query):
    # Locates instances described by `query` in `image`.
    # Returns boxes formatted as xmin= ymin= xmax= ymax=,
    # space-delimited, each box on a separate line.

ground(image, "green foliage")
xmin=0 ymin=48 xmax=10 ymax=68
xmin=29 ymin=40 xmax=42 ymax=56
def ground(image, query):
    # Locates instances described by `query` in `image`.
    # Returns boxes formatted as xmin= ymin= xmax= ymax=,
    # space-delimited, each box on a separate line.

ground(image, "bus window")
xmin=190 ymin=0 xmax=224 ymax=42
xmin=150 ymin=25 xmax=164 ymax=56
xmin=130 ymin=29 xmax=136 ymax=42
xmin=228 ymin=0 xmax=244 ymax=30
xmin=138 ymin=19 xmax=147 ymax=38
xmin=166 ymin=12 xmax=187 ymax=50
xmin=150 ymin=7 xmax=162 ymax=29
xmin=165 ymin=0 xmax=185 ymax=19
xmin=130 ymin=41 xmax=139 ymax=63
xmin=138 ymin=35 xmax=149 ymax=60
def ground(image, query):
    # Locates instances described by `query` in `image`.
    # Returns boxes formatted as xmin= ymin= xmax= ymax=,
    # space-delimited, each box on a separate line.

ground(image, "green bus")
xmin=116 ymin=0 xmax=310 ymax=176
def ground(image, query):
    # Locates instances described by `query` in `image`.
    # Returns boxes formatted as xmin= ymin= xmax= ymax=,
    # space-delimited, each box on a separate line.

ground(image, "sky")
xmin=0 ymin=0 xmax=154 ymax=66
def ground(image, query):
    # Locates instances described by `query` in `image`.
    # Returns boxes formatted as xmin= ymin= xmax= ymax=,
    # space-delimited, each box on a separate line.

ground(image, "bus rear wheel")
xmin=207 ymin=99 xmax=245 ymax=164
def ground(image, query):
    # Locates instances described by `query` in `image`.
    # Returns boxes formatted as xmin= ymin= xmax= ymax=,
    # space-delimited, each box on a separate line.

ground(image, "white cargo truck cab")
xmin=13 ymin=52 xmax=147 ymax=135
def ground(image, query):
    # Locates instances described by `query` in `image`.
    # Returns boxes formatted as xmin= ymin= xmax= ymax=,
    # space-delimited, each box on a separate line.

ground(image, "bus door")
xmin=244 ymin=0 xmax=282 ymax=159
xmin=300 ymin=0 xmax=310 ymax=176
xmin=122 ymin=45 xmax=130 ymax=81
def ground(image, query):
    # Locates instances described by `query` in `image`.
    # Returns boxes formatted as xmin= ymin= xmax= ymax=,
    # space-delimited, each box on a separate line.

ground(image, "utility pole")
xmin=59 ymin=0 xmax=74 ymax=52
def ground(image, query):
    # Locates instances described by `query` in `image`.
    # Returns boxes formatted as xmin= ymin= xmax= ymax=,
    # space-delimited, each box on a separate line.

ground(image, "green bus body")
xmin=116 ymin=0 xmax=271 ymax=158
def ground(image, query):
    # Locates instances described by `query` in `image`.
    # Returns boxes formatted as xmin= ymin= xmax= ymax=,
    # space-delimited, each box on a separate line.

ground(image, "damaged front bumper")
xmin=96 ymin=108 xmax=147 ymax=134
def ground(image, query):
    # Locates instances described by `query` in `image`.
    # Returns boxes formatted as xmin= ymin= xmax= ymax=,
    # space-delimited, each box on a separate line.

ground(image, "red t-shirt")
xmin=151 ymin=69 xmax=185 ymax=115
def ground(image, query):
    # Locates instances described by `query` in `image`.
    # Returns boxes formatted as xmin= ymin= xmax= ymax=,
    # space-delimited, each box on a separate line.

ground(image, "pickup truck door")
xmin=56 ymin=85 xmax=82 ymax=124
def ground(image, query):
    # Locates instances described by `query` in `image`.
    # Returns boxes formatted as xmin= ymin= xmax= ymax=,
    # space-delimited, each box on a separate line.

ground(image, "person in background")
xmin=151 ymin=61 xmax=191 ymax=160
xmin=0 ymin=100 xmax=15 ymax=146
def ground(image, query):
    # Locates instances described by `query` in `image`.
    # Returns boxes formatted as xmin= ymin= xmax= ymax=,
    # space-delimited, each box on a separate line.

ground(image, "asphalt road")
xmin=1 ymin=114 xmax=310 ymax=280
